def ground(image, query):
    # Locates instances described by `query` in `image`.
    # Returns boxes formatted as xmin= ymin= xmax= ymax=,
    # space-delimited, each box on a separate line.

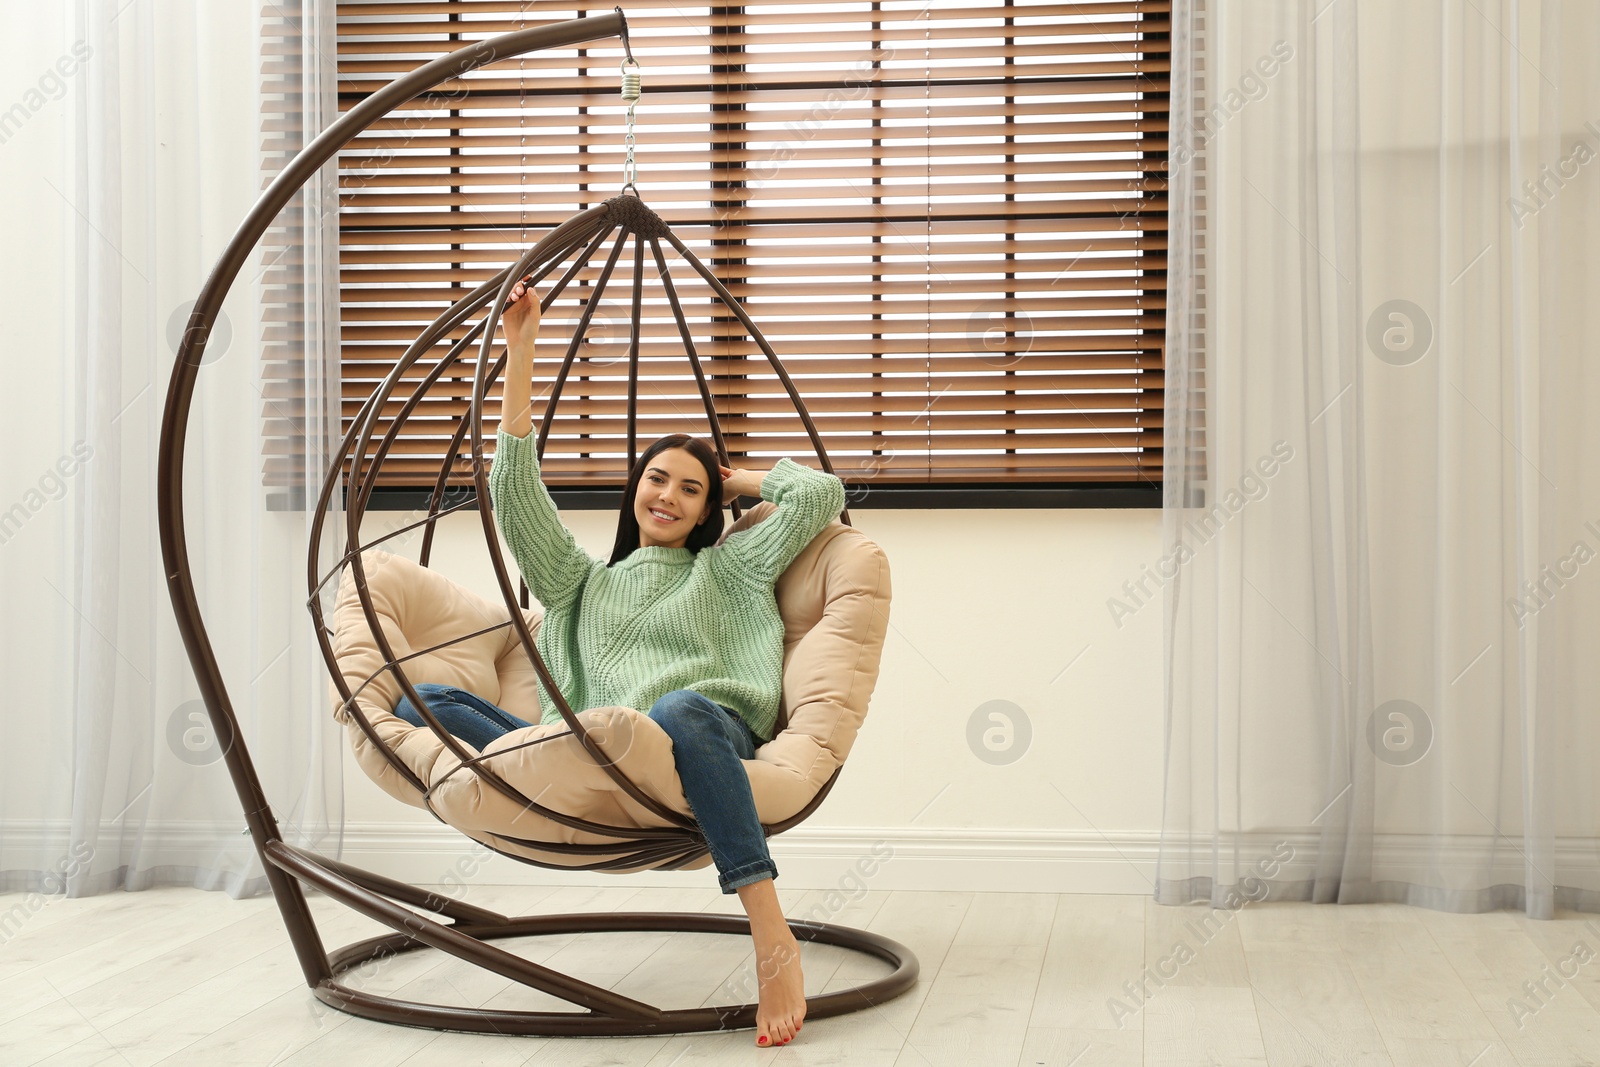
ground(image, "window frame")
xmin=301 ymin=0 xmax=1170 ymax=512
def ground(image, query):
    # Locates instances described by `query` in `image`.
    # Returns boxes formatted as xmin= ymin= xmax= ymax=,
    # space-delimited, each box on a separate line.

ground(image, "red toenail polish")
xmin=758 ymin=1036 xmax=768 ymax=1045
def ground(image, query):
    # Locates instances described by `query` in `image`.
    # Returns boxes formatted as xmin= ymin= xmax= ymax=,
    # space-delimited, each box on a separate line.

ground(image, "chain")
xmin=620 ymin=58 xmax=641 ymax=194
xmin=518 ymin=48 xmax=527 ymax=245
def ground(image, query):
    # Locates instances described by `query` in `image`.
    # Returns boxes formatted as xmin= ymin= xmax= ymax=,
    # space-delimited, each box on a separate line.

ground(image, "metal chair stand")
xmin=269 ymin=841 xmax=915 ymax=1036
xmin=157 ymin=10 xmax=918 ymax=1039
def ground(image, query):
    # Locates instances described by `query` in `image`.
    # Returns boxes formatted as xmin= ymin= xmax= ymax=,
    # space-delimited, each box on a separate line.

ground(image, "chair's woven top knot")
xmin=604 ymin=193 xmax=668 ymax=238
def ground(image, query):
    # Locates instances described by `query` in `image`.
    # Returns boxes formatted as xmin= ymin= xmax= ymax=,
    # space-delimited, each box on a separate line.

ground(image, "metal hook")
xmin=614 ymin=6 xmax=634 ymax=64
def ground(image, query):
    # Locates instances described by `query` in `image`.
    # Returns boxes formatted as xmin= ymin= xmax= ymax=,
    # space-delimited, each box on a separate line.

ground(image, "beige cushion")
xmin=328 ymin=501 xmax=891 ymax=873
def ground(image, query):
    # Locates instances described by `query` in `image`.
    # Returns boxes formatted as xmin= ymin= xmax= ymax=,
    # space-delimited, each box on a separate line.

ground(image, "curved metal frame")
xmin=156 ymin=10 xmax=915 ymax=1036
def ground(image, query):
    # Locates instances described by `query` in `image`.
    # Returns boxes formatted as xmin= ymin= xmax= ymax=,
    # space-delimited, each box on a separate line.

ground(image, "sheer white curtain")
xmin=1159 ymin=0 xmax=1600 ymax=919
xmin=0 ymin=0 xmax=343 ymax=900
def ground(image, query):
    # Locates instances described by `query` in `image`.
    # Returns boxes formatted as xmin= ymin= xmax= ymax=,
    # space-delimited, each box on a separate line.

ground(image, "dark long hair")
xmin=607 ymin=434 xmax=726 ymax=566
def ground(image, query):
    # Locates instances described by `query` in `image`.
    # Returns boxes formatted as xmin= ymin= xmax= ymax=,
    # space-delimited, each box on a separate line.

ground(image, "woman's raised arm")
xmin=489 ymin=279 xmax=598 ymax=610
xmin=501 ymin=276 xmax=540 ymax=439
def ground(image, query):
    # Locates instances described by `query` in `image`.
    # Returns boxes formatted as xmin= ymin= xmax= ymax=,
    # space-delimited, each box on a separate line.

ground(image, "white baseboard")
xmin=333 ymin=825 xmax=1600 ymax=897
xmin=10 ymin=820 xmax=1598 ymax=898
xmin=335 ymin=823 xmax=1164 ymax=895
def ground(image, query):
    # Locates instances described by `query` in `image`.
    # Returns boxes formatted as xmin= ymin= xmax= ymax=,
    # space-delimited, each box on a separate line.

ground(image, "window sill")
xmin=267 ymin=484 xmax=1162 ymax=512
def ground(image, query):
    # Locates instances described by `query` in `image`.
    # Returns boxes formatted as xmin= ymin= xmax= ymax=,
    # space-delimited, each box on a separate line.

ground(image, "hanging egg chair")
xmin=158 ymin=9 xmax=914 ymax=1037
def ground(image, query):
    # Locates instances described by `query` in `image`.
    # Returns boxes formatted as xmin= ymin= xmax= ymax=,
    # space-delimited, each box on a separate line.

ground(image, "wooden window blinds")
xmin=266 ymin=0 xmax=1168 ymax=496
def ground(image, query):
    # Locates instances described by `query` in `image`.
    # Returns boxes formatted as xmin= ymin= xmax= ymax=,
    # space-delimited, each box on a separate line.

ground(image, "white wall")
xmin=340 ymin=504 xmax=1169 ymax=894
xmin=1 ymin=4 xmax=1169 ymax=897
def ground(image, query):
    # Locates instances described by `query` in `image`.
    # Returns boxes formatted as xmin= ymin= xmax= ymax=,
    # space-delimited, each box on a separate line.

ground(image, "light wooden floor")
xmin=3 ymin=883 xmax=1599 ymax=1066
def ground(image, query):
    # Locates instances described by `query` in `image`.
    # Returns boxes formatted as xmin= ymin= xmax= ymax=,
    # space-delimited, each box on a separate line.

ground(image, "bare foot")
xmin=735 ymin=877 xmax=808 ymax=1047
xmin=753 ymin=927 xmax=806 ymax=1046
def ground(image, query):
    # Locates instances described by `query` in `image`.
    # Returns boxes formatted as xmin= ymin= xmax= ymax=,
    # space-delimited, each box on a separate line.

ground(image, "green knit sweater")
xmin=487 ymin=427 xmax=846 ymax=742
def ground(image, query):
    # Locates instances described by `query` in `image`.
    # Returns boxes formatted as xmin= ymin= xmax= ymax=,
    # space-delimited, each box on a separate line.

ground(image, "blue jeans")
xmin=393 ymin=684 xmax=777 ymax=893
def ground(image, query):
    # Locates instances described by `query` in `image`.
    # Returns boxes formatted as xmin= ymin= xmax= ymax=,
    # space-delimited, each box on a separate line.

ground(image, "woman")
xmin=393 ymin=275 xmax=845 ymax=1048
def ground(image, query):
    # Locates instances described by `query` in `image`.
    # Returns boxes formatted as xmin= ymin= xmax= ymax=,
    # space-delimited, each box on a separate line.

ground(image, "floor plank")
xmin=1338 ymin=905 xmax=1501 ymax=1046
xmin=1031 ymin=895 xmax=1146 ymax=1032
xmin=892 ymin=892 xmax=1056 ymax=1067
xmin=1244 ymin=946 xmax=1390 ymax=1066
xmin=1142 ymin=987 xmax=1268 ymax=1067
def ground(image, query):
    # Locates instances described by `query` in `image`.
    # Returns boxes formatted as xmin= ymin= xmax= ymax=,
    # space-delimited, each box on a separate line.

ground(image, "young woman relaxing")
xmin=392 ymin=275 xmax=847 ymax=1048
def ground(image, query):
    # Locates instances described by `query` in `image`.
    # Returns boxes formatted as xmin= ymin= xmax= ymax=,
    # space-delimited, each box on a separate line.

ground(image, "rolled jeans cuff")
xmin=718 ymin=860 xmax=778 ymax=894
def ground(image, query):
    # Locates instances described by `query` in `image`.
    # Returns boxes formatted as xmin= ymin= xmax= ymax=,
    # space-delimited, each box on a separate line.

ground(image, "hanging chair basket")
xmin=157 ymin=10 xmax=916 ymax=1037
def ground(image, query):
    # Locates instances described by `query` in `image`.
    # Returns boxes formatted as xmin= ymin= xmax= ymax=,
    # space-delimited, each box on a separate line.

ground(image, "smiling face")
xmin=634 ymin=446 xmax=713 ymax=549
